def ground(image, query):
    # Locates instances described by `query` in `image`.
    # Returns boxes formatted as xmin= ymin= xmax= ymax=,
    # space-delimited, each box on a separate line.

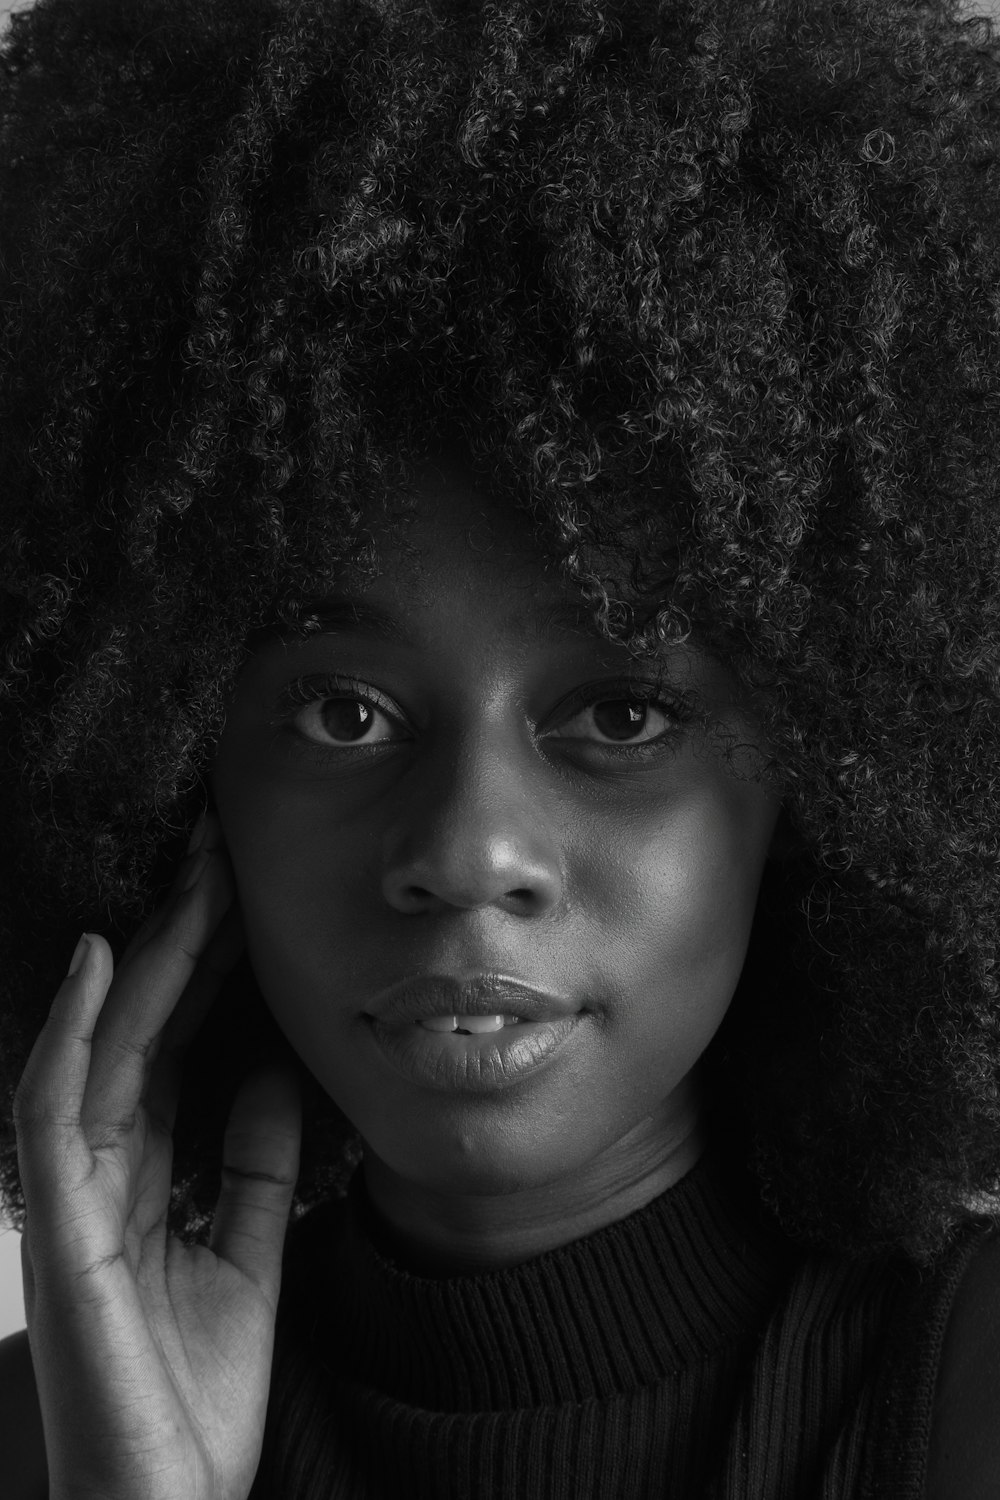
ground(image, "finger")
xmin=20 ymin=1225 xmax=36 ymax=1326
xmin=154 ymin=902 xmax=246 ymax=1062
xmin=14 ymin=934 xmax=114 ymax=1132
xmin=143 ymin=904 xmax=247 ymax=1137
xmin=13 ymin=933 xmax=115 ymax=1194
xmin=114 ymin=814 xmax=239 ymax=1109
xmin=209 ymin=1065 xmax=302 ymax=1309
xmin=117 ymin=807 xmax=216 ymax=971
xmin=79 ymin=846 xmax=234 ymax=1137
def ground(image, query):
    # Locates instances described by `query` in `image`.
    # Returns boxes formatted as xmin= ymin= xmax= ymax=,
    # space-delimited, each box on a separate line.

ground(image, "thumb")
xmin=210 ymin=1064 xmax=302 ymax=1305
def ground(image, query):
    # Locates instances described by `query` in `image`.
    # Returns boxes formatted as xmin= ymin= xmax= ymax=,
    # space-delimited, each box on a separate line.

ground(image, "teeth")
xmin=420 ymin=1014 xmax=458 ymax=1032
xmin=417 ymin=1014 xmax=523 ymax=1033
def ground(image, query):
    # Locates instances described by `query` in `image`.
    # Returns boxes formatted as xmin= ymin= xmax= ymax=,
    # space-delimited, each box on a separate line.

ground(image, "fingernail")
xmin=66 ymin=933 xmax=91 ymax=978
xmin=186 ymin=807 xmax=208 ymax=855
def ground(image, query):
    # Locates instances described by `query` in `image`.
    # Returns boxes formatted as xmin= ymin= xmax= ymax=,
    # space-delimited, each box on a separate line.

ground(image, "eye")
xmin=276 ymin=678 xmax=408 ymax=749
xmin=548 ymin=691 xmax=685 ymax=748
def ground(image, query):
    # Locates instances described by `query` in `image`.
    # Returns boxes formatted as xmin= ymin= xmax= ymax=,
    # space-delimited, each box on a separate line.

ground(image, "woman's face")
xmin=212 ymin=462 xmax=782 ymax=1263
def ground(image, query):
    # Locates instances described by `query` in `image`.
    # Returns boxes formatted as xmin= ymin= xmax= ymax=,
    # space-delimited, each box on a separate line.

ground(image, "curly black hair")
xmin=1 ymin=0 xmax=999 ymax=1265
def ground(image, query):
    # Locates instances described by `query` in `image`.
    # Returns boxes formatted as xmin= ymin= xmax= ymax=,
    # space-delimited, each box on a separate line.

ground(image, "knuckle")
xmin=142 ymin=1103 xmax=174 ymax=1141
xmin=172 ymin=938 xmax=203 ymax=966
xmin=12 ymin=1090 xmax=56 ymax=1133
xmin=155 ymin=919 xmax=204 ymax=968
xmin=71 ymin=1248 xmax=125 ymax=1286
xmin=220 ymin=1162 xmax=297 ymax=1191
xmin=107 ymin=1030 xmax=155 ymax=1067
xmin=83 ymin=1118 xmax=131 ymax=1153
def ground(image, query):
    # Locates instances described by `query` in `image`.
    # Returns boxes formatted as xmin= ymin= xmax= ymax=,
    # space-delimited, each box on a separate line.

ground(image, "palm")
xmin=15 ymin=832 xmax=302 ymax=1500
xmin=83 ymin=1111 xmax=268 ymax=1482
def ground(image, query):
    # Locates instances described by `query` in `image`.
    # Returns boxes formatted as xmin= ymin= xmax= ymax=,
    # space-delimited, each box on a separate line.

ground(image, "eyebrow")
xmin=282 ymin=593 xmax=602 ymax=644
xmin=287 ymin=596 xmax=412 ymax=643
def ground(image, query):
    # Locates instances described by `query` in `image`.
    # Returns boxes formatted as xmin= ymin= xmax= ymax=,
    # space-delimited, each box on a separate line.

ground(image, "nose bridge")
xmin=381 ymin=721 xmax=564 ymax=915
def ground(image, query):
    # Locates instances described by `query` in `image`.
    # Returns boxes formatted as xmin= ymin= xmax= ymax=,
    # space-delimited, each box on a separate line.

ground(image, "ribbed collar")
xmin=283 ymin=1147 xmax=797 ymax=1413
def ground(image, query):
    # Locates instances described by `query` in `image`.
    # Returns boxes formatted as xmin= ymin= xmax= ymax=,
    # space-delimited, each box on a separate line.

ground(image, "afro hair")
xmin=1 ymin=0 xmax=999 ymax=1262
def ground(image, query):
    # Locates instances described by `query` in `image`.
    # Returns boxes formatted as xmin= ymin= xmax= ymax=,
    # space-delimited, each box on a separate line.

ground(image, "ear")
xmin=767 ymin=807 xmax=804 ymax=863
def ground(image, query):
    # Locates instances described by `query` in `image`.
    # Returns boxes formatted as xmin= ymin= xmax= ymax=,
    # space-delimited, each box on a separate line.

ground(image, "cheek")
xmin=593 ymin=780 xmax=777 ymax=1013
xmin=213 ymin=763 xmax=365 ymax=992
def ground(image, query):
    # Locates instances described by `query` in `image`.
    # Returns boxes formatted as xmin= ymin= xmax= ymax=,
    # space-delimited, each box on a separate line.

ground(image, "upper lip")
xmin=365 ymin=975 xmax=579 ymax=1028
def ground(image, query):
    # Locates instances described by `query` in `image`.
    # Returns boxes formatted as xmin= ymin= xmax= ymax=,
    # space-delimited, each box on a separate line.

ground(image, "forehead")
xmin=343 ymin=459 xmax=599 ymax=637
xmin=268 ymin=463 xmax=731 ymax=712
xmin=233 ymin=468 xmax=762 ymax=749
xmin=258 ymin=455 xmax=743 ymax=714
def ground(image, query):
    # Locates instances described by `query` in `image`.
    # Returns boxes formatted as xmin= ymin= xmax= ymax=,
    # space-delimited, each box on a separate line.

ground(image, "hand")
xmin=12 ymin=815 xmax=302 ymax=1500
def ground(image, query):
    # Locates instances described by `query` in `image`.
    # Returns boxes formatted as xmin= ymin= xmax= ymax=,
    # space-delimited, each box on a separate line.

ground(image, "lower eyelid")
xmin=274 ymin=680 xmax=687 ymax=747
xmin=549 ymin=699 xmax=681 ymax=738
xmin=287 ymin=694 xmax=406 ymax=747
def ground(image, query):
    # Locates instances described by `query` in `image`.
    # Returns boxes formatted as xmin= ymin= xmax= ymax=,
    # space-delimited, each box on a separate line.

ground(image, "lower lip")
xmin=365 ymin=1015 xmax=582 ymax=1094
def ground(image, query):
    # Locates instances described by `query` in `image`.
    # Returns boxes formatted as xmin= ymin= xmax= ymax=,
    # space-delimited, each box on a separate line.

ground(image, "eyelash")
xmin=272 ymin=675 xmax=404 ymax=754
xmin=272 ymin=673 xmax=693 ymax=759
xmin=549 ymin=679 xmax=693 ymax=757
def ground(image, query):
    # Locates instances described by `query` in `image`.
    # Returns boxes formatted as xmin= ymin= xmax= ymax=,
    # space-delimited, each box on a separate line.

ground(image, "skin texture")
xmin=3 ymin=0 xmax=1000 ymax=1267
xmin=212 ymin=463 xmax=782 ymax=1273
xmin=10 ymin=825 xmax=302 ymax=1500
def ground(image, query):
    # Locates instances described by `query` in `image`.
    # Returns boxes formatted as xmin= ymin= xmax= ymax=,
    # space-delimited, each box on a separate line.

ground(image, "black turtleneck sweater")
xmin=249 ymin=1149 xmax=986 ymax=1498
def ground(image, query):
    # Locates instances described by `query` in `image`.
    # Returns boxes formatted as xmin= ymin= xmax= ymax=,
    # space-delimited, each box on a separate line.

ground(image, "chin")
xmin=366 ymin=1115 xmax=590 ymax=1199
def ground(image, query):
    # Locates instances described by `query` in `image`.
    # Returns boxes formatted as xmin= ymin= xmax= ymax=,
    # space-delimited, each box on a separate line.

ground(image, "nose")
xmin=380 ymin=733 xmax=564 ymax=917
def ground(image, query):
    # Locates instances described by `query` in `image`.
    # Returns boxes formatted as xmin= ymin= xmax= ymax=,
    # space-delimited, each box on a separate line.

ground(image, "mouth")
xmin=364 ymin=973 xmax=579 ymax=1029
xmin=362 ymin=974 xmax=584 ymax=1093
xmin=417 ymin=1013 xmax=525 ymax=1034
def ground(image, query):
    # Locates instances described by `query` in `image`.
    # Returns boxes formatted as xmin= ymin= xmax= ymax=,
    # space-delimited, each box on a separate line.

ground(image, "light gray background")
xmin=2 ymin=0 xmax=1000 ymax=1344
xmin=0 ymin=0 xmax=48 ymax=1339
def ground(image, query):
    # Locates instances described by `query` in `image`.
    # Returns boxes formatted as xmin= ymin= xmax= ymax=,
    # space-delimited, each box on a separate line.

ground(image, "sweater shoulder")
xmin=0 ymin=1327 xmax=48 ymax=1500
xmin=926 ymin=1223 xmax=1000 ymax=1500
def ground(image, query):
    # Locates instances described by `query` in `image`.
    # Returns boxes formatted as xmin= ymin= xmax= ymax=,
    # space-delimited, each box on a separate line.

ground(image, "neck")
xmin=359 ymin=1109 xmax=707 ymax=1276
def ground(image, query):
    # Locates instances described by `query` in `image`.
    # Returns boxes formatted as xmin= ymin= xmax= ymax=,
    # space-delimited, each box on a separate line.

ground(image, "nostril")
xmin=498 ymin=886 xmax=551 ymax=916
xmin=390 ymin=881 xmax=549 ymax=915
xmin=382 ymin=839 xmax=564 ymax=915
xmin=402 ymin=884 xmax=435 ymax=906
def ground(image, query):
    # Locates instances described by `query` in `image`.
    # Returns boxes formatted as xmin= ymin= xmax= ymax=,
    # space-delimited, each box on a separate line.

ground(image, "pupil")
xmin=593 ymin=699 xmax=646 ymax=740
xmin=321 ymin=699 xmax=372 ymax=741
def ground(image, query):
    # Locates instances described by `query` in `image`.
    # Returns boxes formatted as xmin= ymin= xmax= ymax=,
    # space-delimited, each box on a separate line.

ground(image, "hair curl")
xmin=1 ymin=0 xmax=999 ymax=1264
